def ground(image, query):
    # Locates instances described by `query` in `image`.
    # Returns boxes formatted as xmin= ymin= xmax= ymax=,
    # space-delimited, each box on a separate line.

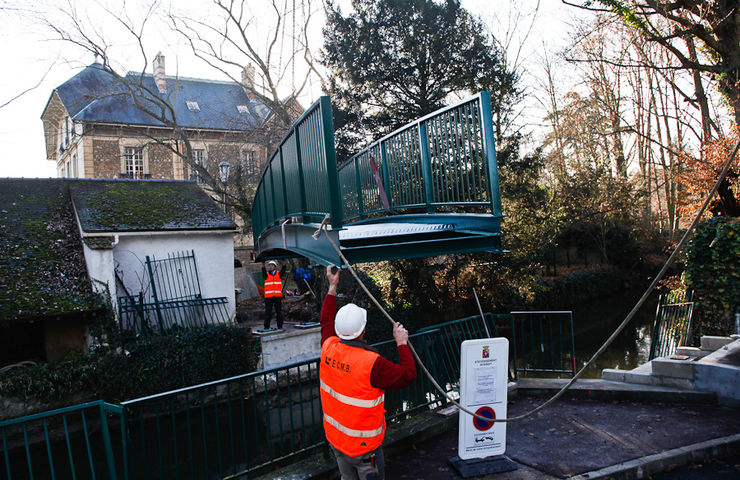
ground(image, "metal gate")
xmin=648 ymin=291 xmax=694 ymax=360
xmin=118 ymin=250 xmax=230 ymax=336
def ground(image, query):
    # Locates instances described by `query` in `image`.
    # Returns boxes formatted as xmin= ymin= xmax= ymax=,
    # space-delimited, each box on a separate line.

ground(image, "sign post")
xmin=450 ymin=337 xmax=517 ymax=477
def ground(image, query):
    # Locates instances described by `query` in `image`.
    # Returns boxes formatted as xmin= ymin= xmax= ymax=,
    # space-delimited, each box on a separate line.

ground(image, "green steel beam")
xmin=253 ymin=213 xmax=503 ymax=265
xmin=319 ymin=96 xmax=344 ymax=230
xmin=418 ymin=122 xmax=435 ymax=213
xmin=479 ymin=92 xmax=502 ymax=217
xmin=254 ymin=223 xmax=342 ymax=267
xmin=340 ymin=233 xmax=503 ymax=264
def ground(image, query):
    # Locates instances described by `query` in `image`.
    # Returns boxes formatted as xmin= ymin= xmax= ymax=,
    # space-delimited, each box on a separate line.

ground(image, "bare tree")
xmin=478 ymin=0 xmax=540 ymax=146
xmin=554 ymin=11 xmax=731 ymax=237
xmin=168 ymin=0 xmax=321 ymax=149
xmin=565 ymin=0 xmax=740 ymax=126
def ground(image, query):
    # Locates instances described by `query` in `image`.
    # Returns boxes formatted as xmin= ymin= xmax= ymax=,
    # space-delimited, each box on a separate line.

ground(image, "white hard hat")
xmin=267 ymin=260 xmax=278 ymax=266
xmin=335 ymin=303 xmax=367 ymax=340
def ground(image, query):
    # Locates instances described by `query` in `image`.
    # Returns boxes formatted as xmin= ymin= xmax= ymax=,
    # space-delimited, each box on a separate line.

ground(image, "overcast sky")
xmin=0 ymin=0 xmax=582 ymax=178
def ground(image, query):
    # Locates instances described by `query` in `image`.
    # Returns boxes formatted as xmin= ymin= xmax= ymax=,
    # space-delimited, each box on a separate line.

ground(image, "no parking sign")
xmin=458 ymin=338 xmax=508 ymax=460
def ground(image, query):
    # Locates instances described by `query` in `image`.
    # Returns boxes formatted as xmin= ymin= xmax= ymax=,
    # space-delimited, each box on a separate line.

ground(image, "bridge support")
xmin=255 ymin=222 xmax=342 ymax=266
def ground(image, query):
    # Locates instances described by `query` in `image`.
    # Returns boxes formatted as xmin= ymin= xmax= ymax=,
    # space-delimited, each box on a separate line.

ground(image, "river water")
xmin=571 ymin=289 xmax=658 ymax=378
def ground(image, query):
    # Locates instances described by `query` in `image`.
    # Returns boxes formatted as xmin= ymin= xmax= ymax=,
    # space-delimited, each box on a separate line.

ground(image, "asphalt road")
xmin=384 ymin=396 xmax=740 ymax=479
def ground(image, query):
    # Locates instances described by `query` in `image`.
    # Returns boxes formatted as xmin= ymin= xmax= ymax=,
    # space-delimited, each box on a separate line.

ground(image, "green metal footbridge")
xmin=252 ymin=92 xmax=504 ymax=265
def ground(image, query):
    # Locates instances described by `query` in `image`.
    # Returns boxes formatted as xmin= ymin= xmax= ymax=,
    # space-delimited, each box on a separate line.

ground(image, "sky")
xmin=0 ymin=0 xmax=583 ymax=178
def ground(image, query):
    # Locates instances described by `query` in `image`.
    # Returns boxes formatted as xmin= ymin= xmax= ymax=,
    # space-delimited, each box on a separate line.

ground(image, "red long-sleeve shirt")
xmin=320 ymin=294 xmax=417 ymax=390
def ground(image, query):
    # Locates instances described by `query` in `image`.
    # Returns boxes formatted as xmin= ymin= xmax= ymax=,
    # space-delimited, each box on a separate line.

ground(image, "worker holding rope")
xmin=319 ymin=265 xmax=416 ymax=480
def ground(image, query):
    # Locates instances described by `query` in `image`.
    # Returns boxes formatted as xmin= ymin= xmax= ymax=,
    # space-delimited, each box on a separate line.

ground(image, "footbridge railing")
xmin=339 ymin=92 xmax=501 ymax=221
xmin=253 ymin=93 xmax=504 ymax=265
xmin=252 ymin=96 xmax=343 ymax=240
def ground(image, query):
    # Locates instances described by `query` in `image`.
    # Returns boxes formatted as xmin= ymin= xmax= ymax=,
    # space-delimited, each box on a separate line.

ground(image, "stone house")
xmin=0 ymin=178 xmax=238 ymax=366
xmin=40 ymin=54 xmax=273 ymax=184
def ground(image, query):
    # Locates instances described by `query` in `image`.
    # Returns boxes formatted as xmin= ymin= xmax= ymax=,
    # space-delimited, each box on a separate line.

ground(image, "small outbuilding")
xmin=0 ymin=178 xmax=238 ymax=366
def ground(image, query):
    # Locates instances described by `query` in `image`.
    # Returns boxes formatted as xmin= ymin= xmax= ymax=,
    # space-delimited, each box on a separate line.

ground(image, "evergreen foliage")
xmin=322 ymin=0 xmax=510 ymax=161
xmin=684 ymin=216 xmax=740 ymax=335
xmin=0 ymin=325 xmax=259 ymax=419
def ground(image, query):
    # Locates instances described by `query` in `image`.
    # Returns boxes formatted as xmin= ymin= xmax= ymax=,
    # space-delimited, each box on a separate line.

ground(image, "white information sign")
xmin=458 ymin=338 xmax=508 ymax=460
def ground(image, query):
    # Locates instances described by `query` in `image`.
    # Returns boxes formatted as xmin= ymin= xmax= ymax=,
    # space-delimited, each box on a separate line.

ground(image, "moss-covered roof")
xmin=0 ymin=179 xmax=101 ymax=324
xmin=69 ymin=179 xmax=237 ymax=232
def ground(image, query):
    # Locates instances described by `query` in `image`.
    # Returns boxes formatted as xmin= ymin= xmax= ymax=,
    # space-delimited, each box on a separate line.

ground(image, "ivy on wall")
xmin=684 ymin=217 xmax=740 ymax=335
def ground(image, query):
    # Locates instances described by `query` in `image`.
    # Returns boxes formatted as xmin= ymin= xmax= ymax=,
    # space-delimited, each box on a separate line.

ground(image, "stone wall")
xmin=208 ymin=143 xmax=242 ymax=165
xmin=92 ymin=139 xmax=120 ymax=178
xmin=148 ymin=143 xmax=174 ymax=179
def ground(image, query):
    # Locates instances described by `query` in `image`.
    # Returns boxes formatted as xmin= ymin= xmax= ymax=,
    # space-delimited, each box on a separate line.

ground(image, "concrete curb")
xmin=512 ymin=378 xmax=717 ymax=404
xmin=569 ymin=433 xmax=740 ymax=480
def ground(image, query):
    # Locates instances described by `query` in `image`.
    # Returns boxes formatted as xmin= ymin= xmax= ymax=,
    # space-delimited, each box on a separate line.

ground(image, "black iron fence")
xmin=118 ymin=251 xmax=232 ymax=337
xmin=649 ymin=291 xmax=694 ymax=360
xmin=118 ymin=295 xmax=230 ymax=336
xmin=508 ymin=311 xmax=577 ymax=379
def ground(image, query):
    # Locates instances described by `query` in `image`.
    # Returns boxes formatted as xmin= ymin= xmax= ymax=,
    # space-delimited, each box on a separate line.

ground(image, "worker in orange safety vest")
xmin=320 ymin=265 xmax=417 ymax=480
xmin=261 ymin=260 xmax=286 ymax=331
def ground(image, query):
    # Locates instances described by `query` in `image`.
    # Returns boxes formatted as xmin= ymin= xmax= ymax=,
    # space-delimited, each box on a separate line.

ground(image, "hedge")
xmin=0 ymin=325 xmax=259 ymax=419
xmin=684 ymin=216 xmax=740 ymax=335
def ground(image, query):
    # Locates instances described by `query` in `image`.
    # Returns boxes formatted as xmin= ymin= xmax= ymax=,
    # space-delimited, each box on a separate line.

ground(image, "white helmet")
xmin=335 ymin=303 xmax=367 ymax=340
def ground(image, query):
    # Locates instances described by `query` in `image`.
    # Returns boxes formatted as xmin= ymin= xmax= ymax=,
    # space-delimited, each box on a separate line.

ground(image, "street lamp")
xmin=219 ymin=161 xmax=230 ymax=184
xmin=218 ymin=161 xmax=230 ymax=213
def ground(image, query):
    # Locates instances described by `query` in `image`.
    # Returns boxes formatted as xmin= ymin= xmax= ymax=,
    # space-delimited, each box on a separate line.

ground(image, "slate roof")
xmin=0 ymin=179 xmax=101 ymax=324
xmin=46 ymin=62 xmax=271 ymax=131
xmin=0 ymin=179 xmax=236 ymax=324
xmin=69 ymin=179 xmax=238 ymax=232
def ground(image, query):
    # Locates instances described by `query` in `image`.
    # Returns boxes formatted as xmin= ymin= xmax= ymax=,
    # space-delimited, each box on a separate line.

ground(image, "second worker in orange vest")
xmin=320 ymin=265 xmax=417 ymax=480
xmin=262 ymin=260 xmax=286 ymax=331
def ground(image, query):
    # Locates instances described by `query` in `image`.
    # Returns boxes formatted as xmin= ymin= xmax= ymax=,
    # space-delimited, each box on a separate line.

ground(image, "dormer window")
xmin=186 ymin=101 xmax=200 ymax=112
xmin=237 ymin=105 xmax=249 ymax=114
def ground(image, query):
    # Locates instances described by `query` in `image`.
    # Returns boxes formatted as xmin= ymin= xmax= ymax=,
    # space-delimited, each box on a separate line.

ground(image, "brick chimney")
xmin=241 ymin=64 xmax=256 ymax=99
xmin=152 ymin=52 xmax=166 ymax=93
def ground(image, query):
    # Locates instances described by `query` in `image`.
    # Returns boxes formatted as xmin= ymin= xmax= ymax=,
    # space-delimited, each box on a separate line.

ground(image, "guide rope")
xmin=318 ymin=0 xmax=740 ymax=423
xmin=313 ymin=139 xmax=740 ymax=422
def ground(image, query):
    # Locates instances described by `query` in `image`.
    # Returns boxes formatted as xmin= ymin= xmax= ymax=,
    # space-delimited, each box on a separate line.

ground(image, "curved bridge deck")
xmin=252 ymin=93 xmax=504 ymax=265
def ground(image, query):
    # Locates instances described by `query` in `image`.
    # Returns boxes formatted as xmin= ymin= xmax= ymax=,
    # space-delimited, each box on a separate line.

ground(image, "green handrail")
xmin=339 ymin=92 xmax=502 ymax=222
xmin=0 ymin=400 xmax=127 ymax=480
xmin=253 ymin=92 xmax=503 ymax=249
xmin=509 ymin=311 xmax=577 ymax=379
xmin=252 ymin=96 xmax=342 ymax=244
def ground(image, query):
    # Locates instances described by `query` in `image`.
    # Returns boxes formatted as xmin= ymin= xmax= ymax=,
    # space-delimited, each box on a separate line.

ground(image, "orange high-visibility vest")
xmin=264 ymin=271 xmax=283 ymax=298
xmin=320 ymin=336 xmax=385 ymax=457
